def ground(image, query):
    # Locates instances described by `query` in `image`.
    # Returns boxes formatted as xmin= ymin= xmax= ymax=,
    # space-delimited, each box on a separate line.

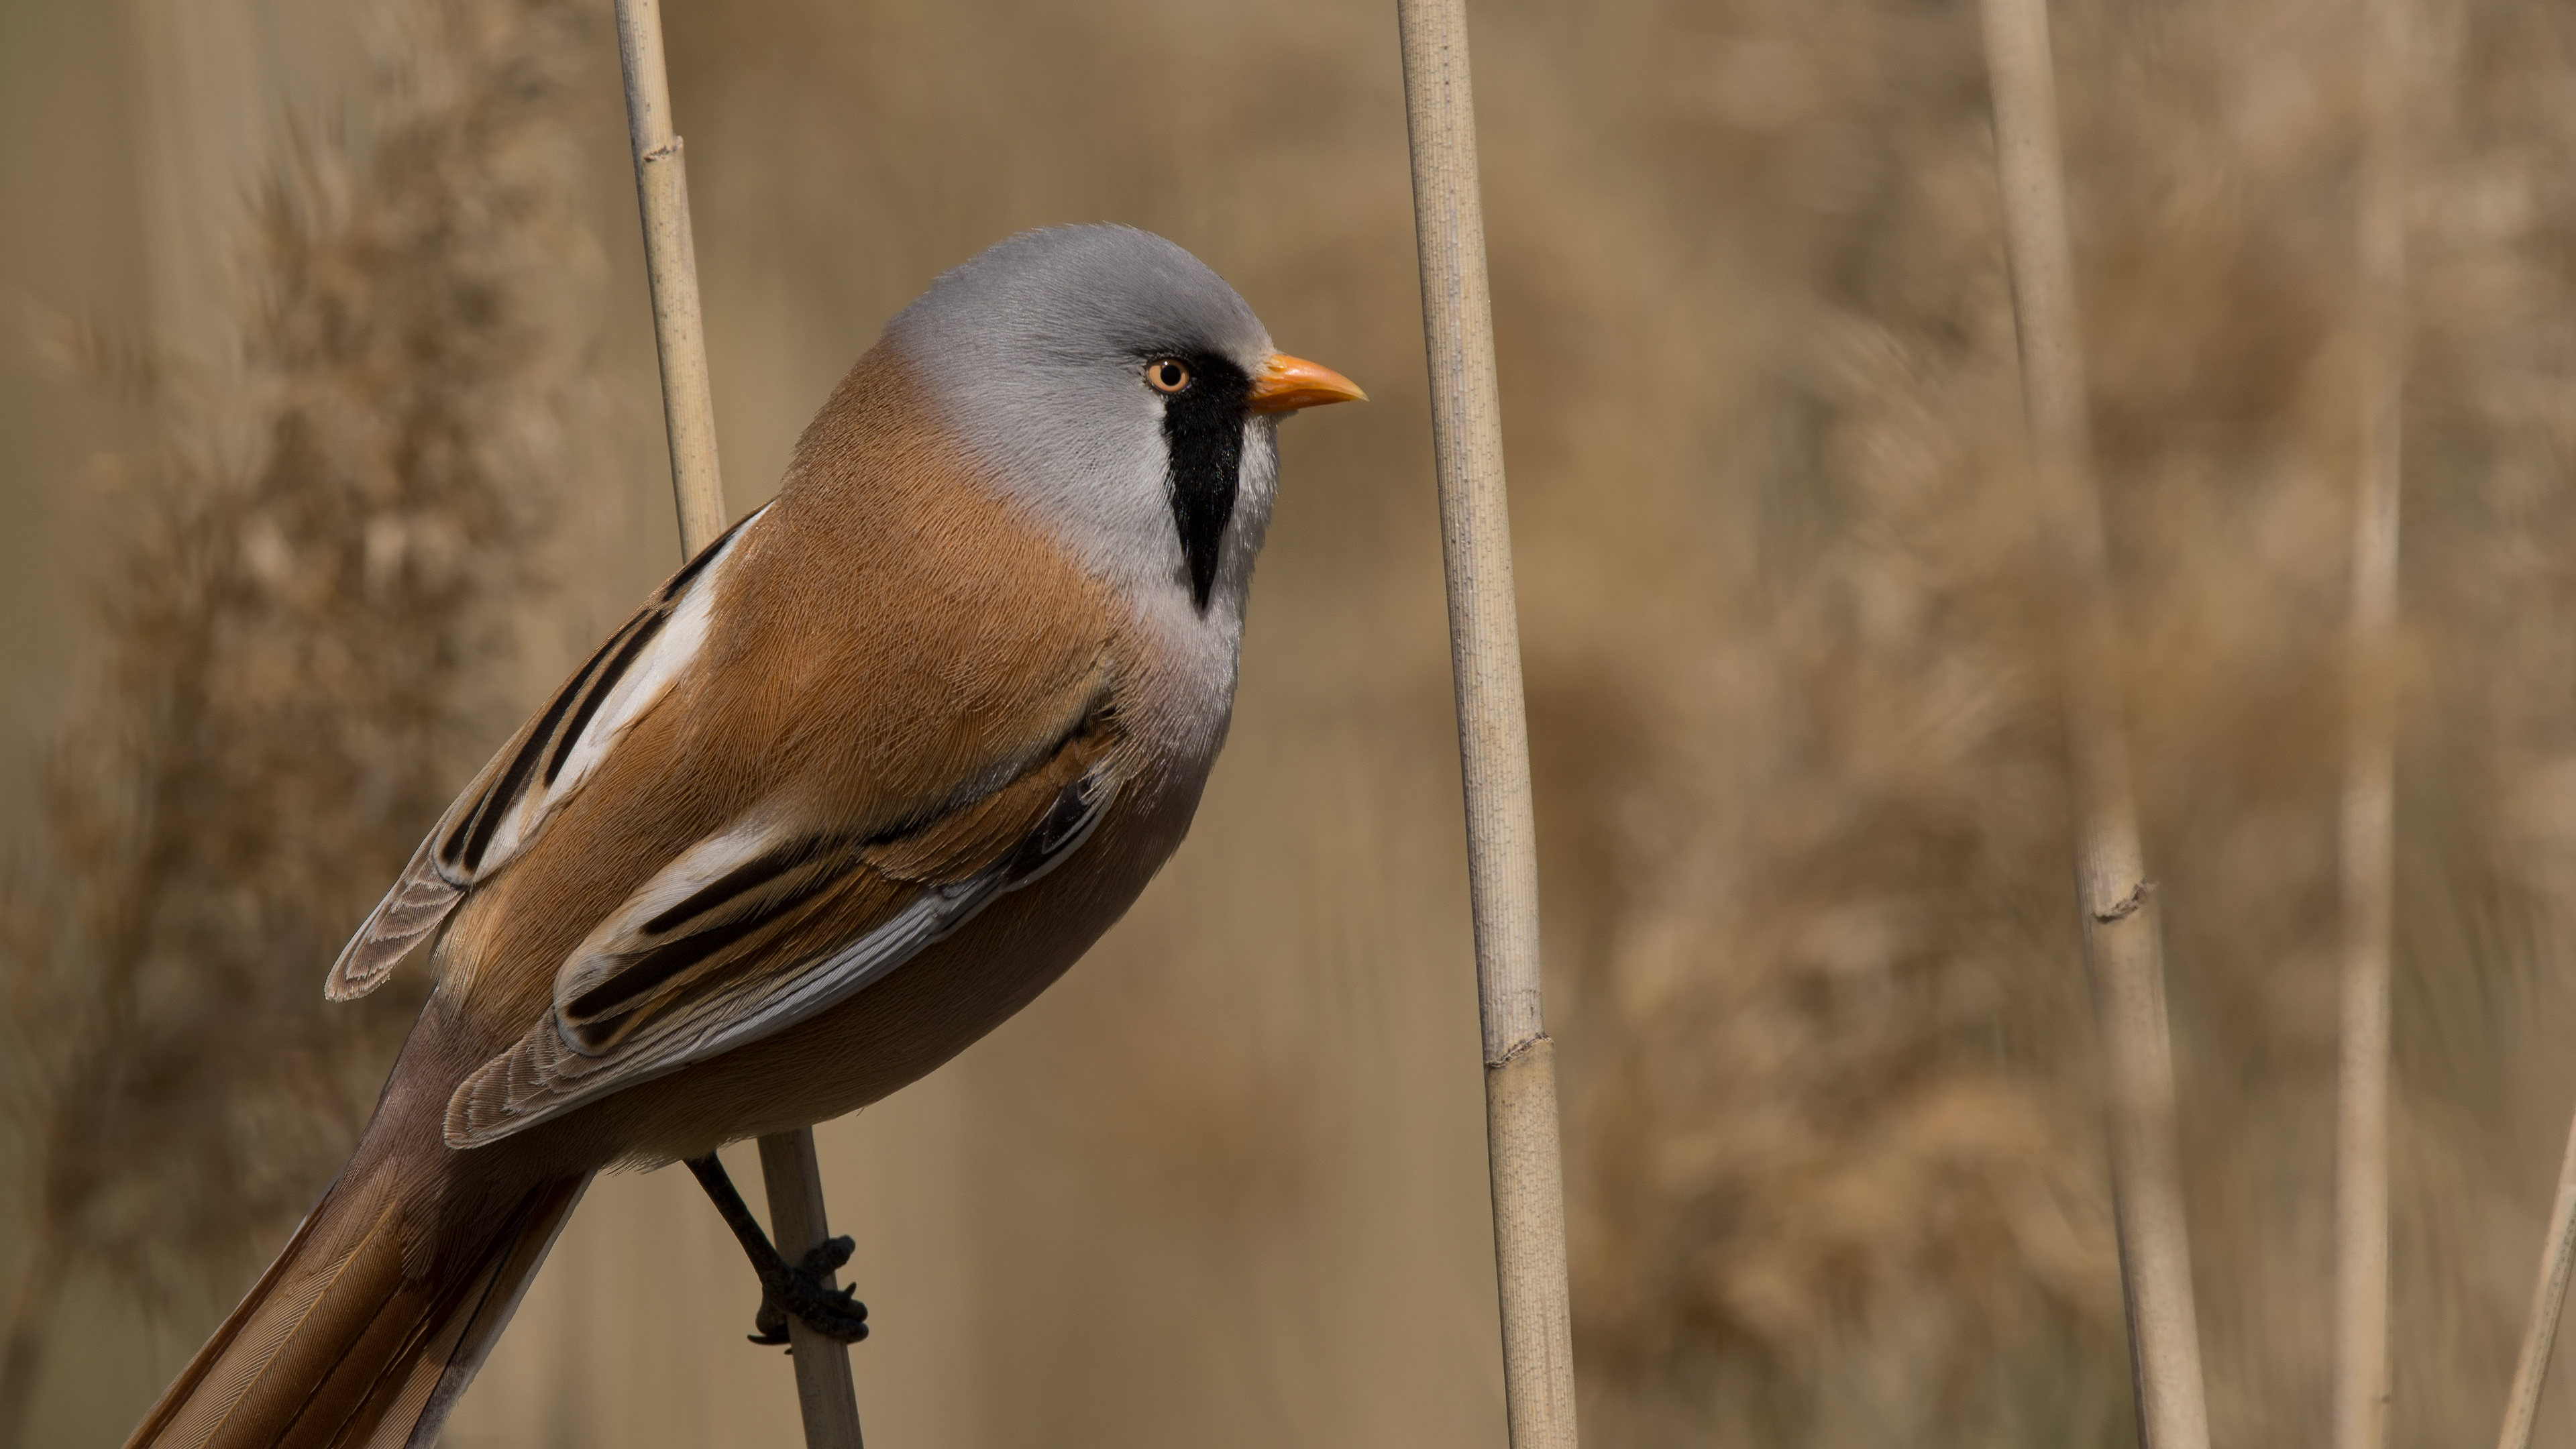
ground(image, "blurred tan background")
xmin=8 ymin=0 xmax=2576 ymax=1446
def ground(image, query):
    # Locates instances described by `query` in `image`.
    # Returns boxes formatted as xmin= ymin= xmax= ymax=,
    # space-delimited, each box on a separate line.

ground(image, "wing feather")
xmin=442 ymin=726 xmax=1120 ymax=1148
xmin=323 ymin=834 xmax=465 ymax=1002
xmin=323 ymin=507 xmax=767 ymax=1001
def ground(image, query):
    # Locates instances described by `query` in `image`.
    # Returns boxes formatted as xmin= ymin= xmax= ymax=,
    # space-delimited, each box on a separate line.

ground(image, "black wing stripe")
xmin=459 ymin=611 xmax=657 ymax=873
xmin=543 ymin=606 xmax=671 ymax=788
xmin=565 ymin=865 xmax=846 ymax=1025
xmin=435 ymin=508 xmax=769 ymax=875
xmin=658 ymin=507 xmax=760 ymax=604
xmin=565 ymin=914 xmax=765 ymax=1028
xmin=640 ymin=838 xmax=842 ymax=936
xmin=441 ymin=616 xmax=637 ymax=869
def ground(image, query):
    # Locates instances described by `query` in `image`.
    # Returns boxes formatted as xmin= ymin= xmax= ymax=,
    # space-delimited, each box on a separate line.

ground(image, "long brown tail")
xmin=124 ymin=1159 xmax=588 ymax=1449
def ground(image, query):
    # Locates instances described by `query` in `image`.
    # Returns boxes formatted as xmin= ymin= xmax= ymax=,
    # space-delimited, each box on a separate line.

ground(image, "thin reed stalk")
xmin=610 ymin=4 xmax=861 ymax=1446
xmin=612 ymin=0 xmax=724 ymax=548
xmin=2332 ymin=0 xmax=2408 ymax=1444
xmin=1393 ymin=3 xmax=1578 ymax=1446
xmin=761 ymin=1132 xmax=867 ymax=1449
xmin=2498 ymin=1110 xmax=2576 ymax=1449
xmin=1974 ymin=1 xmax=2212 ymax=1445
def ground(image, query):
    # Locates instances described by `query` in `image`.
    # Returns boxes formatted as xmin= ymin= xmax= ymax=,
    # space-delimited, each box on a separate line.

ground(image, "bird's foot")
xmin=682 ymin=1154 xmax=870 ymax=1351
xmin=747 ymin=1235 xmax=868 ymax=1346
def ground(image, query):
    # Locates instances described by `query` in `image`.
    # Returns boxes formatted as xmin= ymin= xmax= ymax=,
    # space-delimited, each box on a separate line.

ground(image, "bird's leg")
xmin=682 ymin=1153 xmax=869 ymax=1348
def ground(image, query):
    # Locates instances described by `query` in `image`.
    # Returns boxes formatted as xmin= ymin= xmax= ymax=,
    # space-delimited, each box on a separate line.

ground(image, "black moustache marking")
xmin=1156 ymin=351 xmax=1254 ymax=610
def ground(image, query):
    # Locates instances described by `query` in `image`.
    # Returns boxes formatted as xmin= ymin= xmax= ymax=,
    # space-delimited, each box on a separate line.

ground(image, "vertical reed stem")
xmin=1975 ymin=2 xmax=2212 ymax=1446
xmin=2498 ymin=1110 xmax=2576 ymax=1449
xmin=610 ymin=5 xmax=861 ymax=1446
xmin=761 ymin=1133 xmax=867 ymax=1449
xmin=1393 ymin=4 xmax=1578 ymax=1446
xmin=612 ymin=0 xmax=724 ymax=551
xmin=2334 ymin=0 xmax=2408 ymax=1445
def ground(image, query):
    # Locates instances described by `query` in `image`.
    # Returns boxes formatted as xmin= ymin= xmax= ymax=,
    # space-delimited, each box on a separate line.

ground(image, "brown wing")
xmin=441 ymin=708 xmax=1123 ymax=1147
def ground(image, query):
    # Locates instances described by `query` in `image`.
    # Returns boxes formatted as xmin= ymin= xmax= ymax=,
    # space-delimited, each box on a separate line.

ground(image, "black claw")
xmin=767 ymin=1261 xmax=869 ymax=1344
xmin=743 ymin=1252 xmax=869 ymax=1345
xmin=804 ymin=1235 xmax=856 ymax=1275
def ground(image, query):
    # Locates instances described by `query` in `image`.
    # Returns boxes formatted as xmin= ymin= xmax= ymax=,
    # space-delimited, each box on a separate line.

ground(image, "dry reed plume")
xmin=0 ymin=0 xmax=598 ymax=1440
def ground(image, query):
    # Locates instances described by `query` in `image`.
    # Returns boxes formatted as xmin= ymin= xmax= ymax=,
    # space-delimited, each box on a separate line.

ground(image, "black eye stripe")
xmin=1153 ymin=350 xmax=1253 ymax=611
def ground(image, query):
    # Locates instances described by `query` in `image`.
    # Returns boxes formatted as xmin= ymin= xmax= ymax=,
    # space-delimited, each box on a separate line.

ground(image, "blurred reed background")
xmin=5 ymin=0 xmax=2576 ymax=1445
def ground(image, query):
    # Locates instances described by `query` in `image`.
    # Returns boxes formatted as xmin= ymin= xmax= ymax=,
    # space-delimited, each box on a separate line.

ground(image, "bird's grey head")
xmin=887 ymin=225 xmax=1358 ymax=619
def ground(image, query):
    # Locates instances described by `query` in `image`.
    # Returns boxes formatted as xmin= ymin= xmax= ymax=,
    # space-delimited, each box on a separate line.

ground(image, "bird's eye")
xmin=1145 ymin=358 xmax=1191 ymax=393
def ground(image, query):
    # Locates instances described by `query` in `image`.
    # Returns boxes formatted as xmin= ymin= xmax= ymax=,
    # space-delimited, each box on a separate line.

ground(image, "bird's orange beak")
xmin=1246 ymin=354 xmax=1367 ymax=413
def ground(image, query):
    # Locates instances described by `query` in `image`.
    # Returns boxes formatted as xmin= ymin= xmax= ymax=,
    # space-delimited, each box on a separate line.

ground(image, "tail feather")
xmin=394 ymin=1175 xmax=588 ymax=1447
xmin=126 ymin=1169 xmax=588 ymax=1449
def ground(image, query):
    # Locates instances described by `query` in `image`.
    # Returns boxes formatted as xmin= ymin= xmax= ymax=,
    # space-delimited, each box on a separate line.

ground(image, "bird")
xmin=124 ymin=224 xmax=1364 ymax=1449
